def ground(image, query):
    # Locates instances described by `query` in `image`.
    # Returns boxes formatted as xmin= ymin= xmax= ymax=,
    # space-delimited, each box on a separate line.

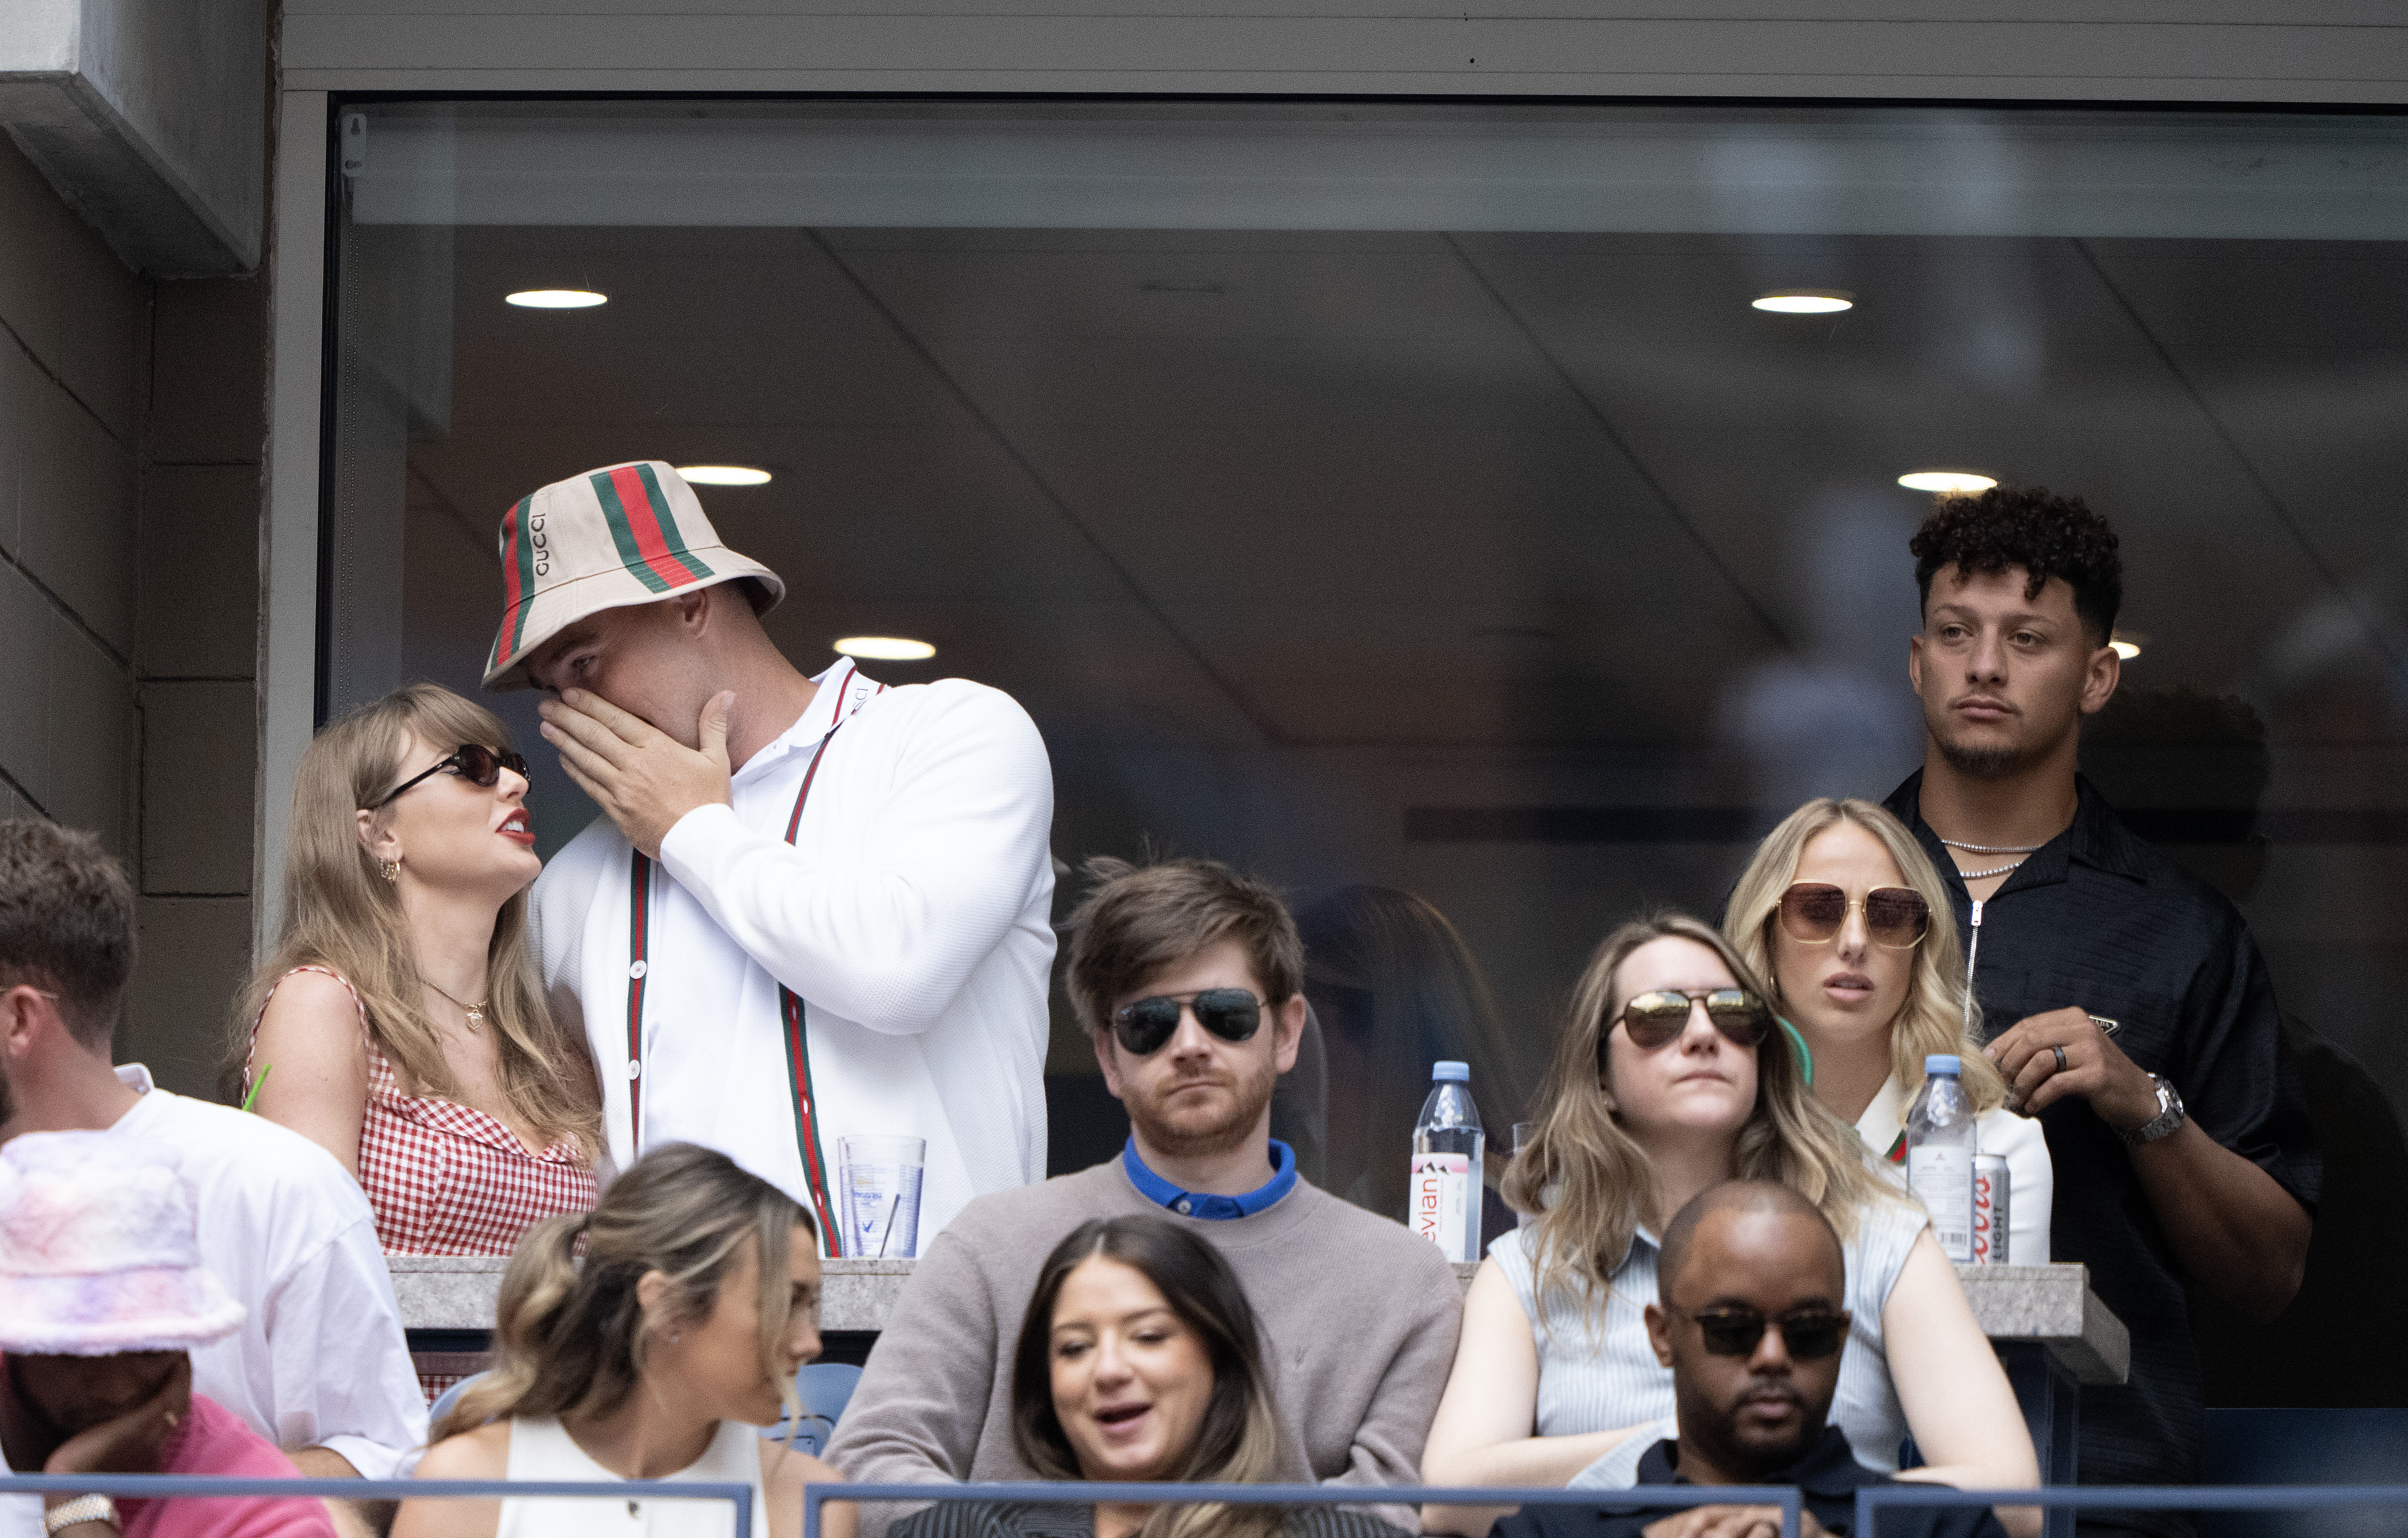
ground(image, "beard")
xmin=1934 ymin=733 xmax=2032 ymax=781
xmin=1128 ymin=1053 xmax=1279 ymax=1161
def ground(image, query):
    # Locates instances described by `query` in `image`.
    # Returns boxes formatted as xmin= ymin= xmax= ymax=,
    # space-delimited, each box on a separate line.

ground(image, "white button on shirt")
xmin=532 ymin=662 xmax=1056 ymax=1249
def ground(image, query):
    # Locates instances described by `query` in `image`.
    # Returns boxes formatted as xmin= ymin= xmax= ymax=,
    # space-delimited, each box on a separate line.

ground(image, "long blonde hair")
xmin=1723 ymin=799 xmax=2008 ymax=1117
xmin=1501 ymin=912 xmax=1878 ymax=1318
xmin=229 ymin=683 xmax=599 ymax=1156
xmin=435 ymin=1143 xmax=814 ymax=1440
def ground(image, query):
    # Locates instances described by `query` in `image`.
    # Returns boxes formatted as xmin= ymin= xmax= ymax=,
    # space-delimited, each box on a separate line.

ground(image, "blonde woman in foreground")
xmin=1419 ymin=913 xmax=2038 ymax=1538
xmin=395 ymin=1144 xmax=854 ymax=1538
xmin=1725 ymin=797 xmax=2052 ymax=1263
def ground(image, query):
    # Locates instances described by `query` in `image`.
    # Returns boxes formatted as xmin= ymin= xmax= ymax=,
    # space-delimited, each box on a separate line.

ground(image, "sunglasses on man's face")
xmin=1776 ymin=883 xmax=1931 ymax=950
xmin=1679 ymin=1305 xmax=1851 ymax=1361
xmin=367 ymin=744 xmax=530 ymax=811
xmin=1617 ymin=989 xmax=1770 ymax=1051
xmin=1109 ymin=988 xmax=1265 ymax=1057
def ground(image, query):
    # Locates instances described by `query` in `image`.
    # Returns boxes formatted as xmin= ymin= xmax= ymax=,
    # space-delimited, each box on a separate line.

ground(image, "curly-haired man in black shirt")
xmin=1882 ymin=486 xmax=2319 ymax=1538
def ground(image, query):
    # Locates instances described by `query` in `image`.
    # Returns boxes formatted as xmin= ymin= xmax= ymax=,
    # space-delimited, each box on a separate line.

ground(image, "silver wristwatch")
xmin=2120 ymin=1074 xmax=2186 ymax=1147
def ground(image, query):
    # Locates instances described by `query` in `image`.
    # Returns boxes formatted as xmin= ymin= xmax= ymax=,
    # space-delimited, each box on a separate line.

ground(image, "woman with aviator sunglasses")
xmin=233 ymin=685 xmax=601 ymax=1272
xmin=1724 ymin=798 xmax=2052 ymax=1266
xmin=1420 ymin=913 xmax=2038 ymax=1538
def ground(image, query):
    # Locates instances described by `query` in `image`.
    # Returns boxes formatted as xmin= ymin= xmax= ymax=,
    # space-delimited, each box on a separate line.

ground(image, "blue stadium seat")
xmin=2194 ymin=1409 xmax=2408 ymax=1538
xmin=426 ymin=1370 xmax=489 ymax=1432
xmin=760 ymin=1362 xmax=865 ymax=1455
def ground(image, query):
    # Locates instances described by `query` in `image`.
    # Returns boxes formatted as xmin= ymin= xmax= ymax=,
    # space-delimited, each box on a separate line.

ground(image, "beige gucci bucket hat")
xmin=482 ymin=460 xmax=785 ymax=691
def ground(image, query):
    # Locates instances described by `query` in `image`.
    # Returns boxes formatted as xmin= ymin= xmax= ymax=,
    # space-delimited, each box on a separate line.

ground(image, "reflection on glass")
xmin=1296 ymin=887 xmax=1524 ymax=1224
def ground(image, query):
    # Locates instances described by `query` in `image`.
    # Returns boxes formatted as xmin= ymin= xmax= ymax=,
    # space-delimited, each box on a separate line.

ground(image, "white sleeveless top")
xmin=1491 ymin=1191 xmax=1928 ymax=1486
xmin=499 ymin=1415 xmax=771 ymax=1538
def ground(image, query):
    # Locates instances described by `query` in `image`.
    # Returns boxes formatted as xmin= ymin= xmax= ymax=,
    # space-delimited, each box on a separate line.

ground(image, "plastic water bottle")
xmin=1905 ymin=1053 xmax=1977 ymax=1263
xmin=1411 ymin=1061 xmax=1485 ymax=1262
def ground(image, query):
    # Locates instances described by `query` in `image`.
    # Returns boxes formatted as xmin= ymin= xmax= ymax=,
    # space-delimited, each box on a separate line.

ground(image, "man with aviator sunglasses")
xmin=829 ymin=857 xmax=1465 ymax=1535
xmin=1493 ymin=1181 xmax=2006 ymax=1538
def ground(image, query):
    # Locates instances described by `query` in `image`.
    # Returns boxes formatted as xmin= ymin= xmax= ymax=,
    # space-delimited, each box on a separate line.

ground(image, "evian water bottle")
xmin=1905 ymin=1053 xmax=1977 ymax=1263
xmin=1412 ymin=1061 xmax=1485 ymax=1262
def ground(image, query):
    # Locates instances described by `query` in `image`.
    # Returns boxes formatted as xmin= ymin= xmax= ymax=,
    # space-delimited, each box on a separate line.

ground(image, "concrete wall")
xmin=0 ymin=125 xmax=267 ymax=1100
xmin=0 ymin=0 xmax=269 ymax=273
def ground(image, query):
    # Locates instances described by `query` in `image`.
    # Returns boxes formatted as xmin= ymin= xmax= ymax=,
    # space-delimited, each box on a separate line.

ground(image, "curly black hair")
xmin=1910 ymin=485 xmax=2123 ymax=643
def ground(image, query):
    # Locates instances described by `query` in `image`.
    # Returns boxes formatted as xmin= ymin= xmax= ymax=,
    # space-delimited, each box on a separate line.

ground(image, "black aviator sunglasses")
xmin=366 ymin=744 xmax=530 ymax=811
xmin=1109 ymin=988 xmax=1267 ymax=1057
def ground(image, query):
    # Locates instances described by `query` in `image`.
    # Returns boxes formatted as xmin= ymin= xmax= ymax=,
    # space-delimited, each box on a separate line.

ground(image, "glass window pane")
xmin=327 ymin=98 xmax=2408 ymax=1248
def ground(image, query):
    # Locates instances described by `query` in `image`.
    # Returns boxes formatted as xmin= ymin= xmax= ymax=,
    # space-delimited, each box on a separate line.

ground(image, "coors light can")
xmin=1970 ymin=1154 xmax=2011 ymax=1266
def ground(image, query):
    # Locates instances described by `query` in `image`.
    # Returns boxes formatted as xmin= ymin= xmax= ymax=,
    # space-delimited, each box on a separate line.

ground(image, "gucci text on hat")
xmin=0 ymin=1131 xmax=246 ymax=1356
xmin=483 ymin=460 xmax=785 ymax=691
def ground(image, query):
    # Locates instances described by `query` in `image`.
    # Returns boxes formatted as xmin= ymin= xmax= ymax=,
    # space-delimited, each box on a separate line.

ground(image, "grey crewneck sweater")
xmin=825 ymin=1158 xmax=1463 ymax=1530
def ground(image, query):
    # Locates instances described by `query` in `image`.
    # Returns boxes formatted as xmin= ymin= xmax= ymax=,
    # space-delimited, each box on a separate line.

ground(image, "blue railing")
xmin=11 ymin=1472 xmax=2408 ymax=1538
xmin=807 ymin=1482 xmax=1808 ymax=1538
xmin=0 ymin=1474 xmax=752 ymax=1533
xmin=1854 ymin=1484 xmax=2408 ymax=1535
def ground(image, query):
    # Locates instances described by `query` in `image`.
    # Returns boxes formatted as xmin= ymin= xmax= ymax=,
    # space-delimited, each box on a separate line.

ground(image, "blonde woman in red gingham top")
xmin=234 ymin=684 xmax=602 ymax=1261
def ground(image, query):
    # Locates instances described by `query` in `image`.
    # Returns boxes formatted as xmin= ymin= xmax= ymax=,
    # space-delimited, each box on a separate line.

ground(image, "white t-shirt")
xmin=532 ymin=661 xmax=1057 ymax=1249
xmin=1853 ymin=1071 xmax=2053 ymax=1266
xmin=1 ymin=1066 xmax=428 ymax=1538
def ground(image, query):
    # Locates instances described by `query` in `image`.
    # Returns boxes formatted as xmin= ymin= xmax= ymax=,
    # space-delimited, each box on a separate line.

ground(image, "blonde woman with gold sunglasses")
xmin=1724 ymin=798 xmax=2053 ymax=1266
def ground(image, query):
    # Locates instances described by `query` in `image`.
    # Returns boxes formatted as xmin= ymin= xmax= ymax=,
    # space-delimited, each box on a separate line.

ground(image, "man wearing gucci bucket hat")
xmin=0 ymin=1132 xmax=336 ymax=1538
xmin=493 ymin=462 xmax=1056 ymax=1253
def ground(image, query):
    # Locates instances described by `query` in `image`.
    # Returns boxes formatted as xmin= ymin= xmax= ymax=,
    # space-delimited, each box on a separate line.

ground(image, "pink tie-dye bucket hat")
xmin=0 ymin=1132 xmax=245 ymax=1355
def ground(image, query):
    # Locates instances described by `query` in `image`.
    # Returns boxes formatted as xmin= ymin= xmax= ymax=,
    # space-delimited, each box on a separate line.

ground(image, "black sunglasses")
xmin=367 ymin=744 xmax=529 ymax=811
xmin=1109 ymin=988 xmax=1265 ymax=1057
xmin=1617 ymin=988 xmax=1771 ymax=1051
xmin=1680 ymin=1306 xmax=1851 ymax=1361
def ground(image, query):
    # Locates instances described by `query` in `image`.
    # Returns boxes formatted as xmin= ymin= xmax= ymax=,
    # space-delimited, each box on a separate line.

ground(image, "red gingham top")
xmin=250 ymin=967 xmax=597 ymax=1256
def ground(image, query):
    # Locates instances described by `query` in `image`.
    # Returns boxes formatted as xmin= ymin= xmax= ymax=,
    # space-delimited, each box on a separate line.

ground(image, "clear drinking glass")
xmin=838 ymin=1135 xmax=926 ymax=1258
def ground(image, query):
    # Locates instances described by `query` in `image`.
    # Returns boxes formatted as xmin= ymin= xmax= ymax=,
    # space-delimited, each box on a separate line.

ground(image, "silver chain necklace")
xmin=1956 ymin=857 xmax=2027 ymax=881
xmin=1940 ymin=837 xmax=2043 ymax=854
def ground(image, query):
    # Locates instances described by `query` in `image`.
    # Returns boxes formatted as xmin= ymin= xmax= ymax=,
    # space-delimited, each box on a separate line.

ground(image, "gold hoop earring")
xmin=381 ymin=860 xmax=400 ymax=884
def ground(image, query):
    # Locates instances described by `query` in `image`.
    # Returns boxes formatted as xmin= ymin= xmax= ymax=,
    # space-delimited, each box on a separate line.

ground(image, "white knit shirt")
xmin=531 ymin=662 xmax=1057 ymax=1246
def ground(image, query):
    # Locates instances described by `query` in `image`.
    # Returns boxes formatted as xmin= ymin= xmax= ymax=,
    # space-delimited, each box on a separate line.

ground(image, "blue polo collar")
xmin=1122 ymin=1137 xmax=1297 ymax=1219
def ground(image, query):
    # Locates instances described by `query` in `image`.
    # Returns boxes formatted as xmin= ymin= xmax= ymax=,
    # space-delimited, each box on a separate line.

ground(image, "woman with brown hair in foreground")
xmin=889 ymin=1214 xmax=1402 ymax=1538
xmin=395 ymin=1143 xmax=851 ymax=1538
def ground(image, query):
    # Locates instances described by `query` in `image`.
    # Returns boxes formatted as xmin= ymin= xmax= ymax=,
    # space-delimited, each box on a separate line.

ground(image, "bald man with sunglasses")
xmin=1492 ymin=1182 xmax=2010 ymax=1538
xmin=829 ymin=856 xmax=1465 ymax=1536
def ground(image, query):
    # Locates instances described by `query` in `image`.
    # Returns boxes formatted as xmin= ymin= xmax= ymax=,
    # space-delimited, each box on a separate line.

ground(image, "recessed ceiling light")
xmin=505 ymin=289 xmax=607 ymax=309
xmin=676 ymin=466 xmax=772 ymax=487
xmin=1753 ymin=291 xmax=1854 ymax=314
xmin=834 ymin=637 xmax=936 ymax=662
xmin=1898 ymin=471 xmax=1999 ymax=494
xmin=2111 ymin=630 xmax=2147 ymax=661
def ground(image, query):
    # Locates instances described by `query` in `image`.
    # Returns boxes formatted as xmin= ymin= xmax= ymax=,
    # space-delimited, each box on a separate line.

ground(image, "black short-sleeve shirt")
xmin=1883 ymin=772 xmax=2321 ymax=1525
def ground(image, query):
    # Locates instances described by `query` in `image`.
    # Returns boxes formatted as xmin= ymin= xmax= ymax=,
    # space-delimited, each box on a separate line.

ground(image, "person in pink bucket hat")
xmin=488 ymin=461 xmax=1056 ymax=1254
xmin=0 ymin=1132 xmax=335 ymax=1538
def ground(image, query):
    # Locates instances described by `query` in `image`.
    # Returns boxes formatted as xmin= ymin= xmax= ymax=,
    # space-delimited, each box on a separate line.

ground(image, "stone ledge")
xmin=394 ymin=1255 xmax=2127 ymax=1385
xmin=390 ymin=1256 xmax=913 ymax=1334
xmin=1445 ymin=1259 xmax=2129 ymax=1385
